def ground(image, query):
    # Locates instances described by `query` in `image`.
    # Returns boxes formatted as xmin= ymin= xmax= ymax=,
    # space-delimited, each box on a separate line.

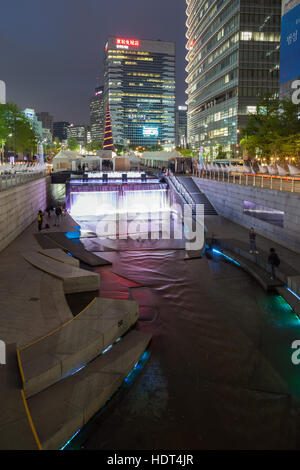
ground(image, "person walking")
xmin=268 ymin=248 xmax=280 ymax=280
xmin=37 ymin=210 xmax=44 ymax=232
xmin=54 ymin=205 xmax=62 ymax=227
xmin=249 ymin=227 xmax=258 ymax=254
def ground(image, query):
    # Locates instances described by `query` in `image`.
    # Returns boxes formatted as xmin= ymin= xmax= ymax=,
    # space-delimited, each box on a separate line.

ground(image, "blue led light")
xmin=212 ymin=248 xmax=241 ymax=266
xmin=60 ymin=429 xmax=81 ymax=450
xmin=286 ymin=286 xmax=300 ymax=302
xmin=102 ymin=345 xmax=113 ymax=355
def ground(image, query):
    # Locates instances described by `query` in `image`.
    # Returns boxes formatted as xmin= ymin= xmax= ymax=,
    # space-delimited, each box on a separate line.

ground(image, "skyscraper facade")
xmin=90 ymin=86 xmax=105 ymax=143
xmin=53 ymin=122 xmax=70 ymax=142
xmin=36 ymin=112 xmax=53 ymax=134
xmin=186 ymin=0 xmax=281 ymax=158
xmin=175 ymin=105 xmax=188 ymax=148
xmin=104 ymin=36 xmax=176 ymax=149
xmin=280 ymin=0 xmax=300 ymax=99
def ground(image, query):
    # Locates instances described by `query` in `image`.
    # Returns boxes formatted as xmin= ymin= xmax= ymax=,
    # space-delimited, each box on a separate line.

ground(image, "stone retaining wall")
xmin=193 ymin=177 xmax=300 ymax=253
xmin=0 ymin=177 xmax=50 ymax=252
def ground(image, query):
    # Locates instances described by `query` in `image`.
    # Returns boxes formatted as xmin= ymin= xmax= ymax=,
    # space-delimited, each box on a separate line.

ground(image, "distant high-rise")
xmin=175 ymin=106 xmax=188 ymax=148
xmin=280 ymin=0 xmax=300 ymax=99
xmin=104 ymin=36 xmax=175 ymax=149
xmin=67 ymin=124 xmax=86 ymax=147
xmin=53 ymin=121 xmax=70 ymax=142
xmin=0 ymin=80 xmax=6 ymax=104
xmin=36 ymin=111 xmax=53 ymax=134
xmin=186 ymin=0 xmax=281 ymax=158
xmin=90 ymin=86 xmax=105 ymax=143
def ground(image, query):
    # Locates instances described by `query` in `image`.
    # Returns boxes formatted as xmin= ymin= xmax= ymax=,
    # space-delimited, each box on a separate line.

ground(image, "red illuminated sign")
xmin=116 ymin=38 xmax=140 ymax=47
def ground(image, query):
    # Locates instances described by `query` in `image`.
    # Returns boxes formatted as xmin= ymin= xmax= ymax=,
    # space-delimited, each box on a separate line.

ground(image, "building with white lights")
xmin=175 ymin=105 xmax=188 ymax=148
xmin=90 ymin=86 xmax=105 ymax=143
xmin=186 ymin=0 xmax=282 ymax=158
xmin=0 ymin=80 xmax=6 ymax=104
xmin=104 ymin=36 xmax=176 ymax=149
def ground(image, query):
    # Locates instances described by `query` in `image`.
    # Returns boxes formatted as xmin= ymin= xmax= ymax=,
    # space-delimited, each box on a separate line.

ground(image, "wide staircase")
xmin=176 ymin=176 xmax=218 ymax=216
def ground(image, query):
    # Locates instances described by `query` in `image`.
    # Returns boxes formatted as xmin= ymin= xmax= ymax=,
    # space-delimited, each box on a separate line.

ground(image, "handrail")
xmin=0 ymin=171 xmax=47 ymax=192
xmin=193 ymin=168 xmax=300 ymax=194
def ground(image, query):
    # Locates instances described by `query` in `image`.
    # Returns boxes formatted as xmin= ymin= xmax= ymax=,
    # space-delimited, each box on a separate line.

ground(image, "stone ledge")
xmin=22 ymin=250 xmax=100 ymax=294
xmin=19 ymin=298 xmax=139 ymax=398
xmin=27 ymin=330 xmax=152 ymax=450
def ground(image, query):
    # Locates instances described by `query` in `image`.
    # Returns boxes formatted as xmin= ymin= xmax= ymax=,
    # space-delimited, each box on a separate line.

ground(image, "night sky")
xmin=0 ymin=0 xmax=187 ymax=125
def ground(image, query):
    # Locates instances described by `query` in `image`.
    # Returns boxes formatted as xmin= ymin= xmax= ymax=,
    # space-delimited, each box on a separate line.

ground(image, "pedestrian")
xmin=268 ymin=248 xmax=280 ymax=280
xmin=54 ymin=205 xmax=62 ymax=227
xmin=37 ymin=210 xmax=44 ymax=232
xmin=249 ymin=227 xmax=259 ymax=254
xmin=46 ymin=205 xmax=51 ymax=218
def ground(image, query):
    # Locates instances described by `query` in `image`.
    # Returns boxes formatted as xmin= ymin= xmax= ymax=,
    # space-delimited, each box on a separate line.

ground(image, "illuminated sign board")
xmin=280 ymin=2 xmax=300 ymax=84
xmin=143 ymin=127 xmax=159 ymax=138
xmin=116 ymin=38 xmax=140 ymax=47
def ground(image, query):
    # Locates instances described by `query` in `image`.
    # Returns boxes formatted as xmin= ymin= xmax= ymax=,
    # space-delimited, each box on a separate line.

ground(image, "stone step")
xmin=38 ymin=248 xmax=80 ymax=268
xmin=23 ymin=250 xmax=100 ymax=294
xmin=27 ymin=330 xmax=152 ymax=450
xmin=19 ymin=298 xmax=139 ymax=398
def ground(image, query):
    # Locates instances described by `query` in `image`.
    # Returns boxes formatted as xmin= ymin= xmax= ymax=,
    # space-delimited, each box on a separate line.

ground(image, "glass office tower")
xmin=104 ymin=37 xmax=175 ymax=149
xmin=90 ymin=86 xmax=105 ymax=143
xmin=186 ymin=0 xmax=281 ymax=158
xmin=280 ymin=0 xmax=300 ymax=99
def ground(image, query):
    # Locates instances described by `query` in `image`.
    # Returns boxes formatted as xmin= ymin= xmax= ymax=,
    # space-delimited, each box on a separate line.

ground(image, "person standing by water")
xmin=37 ymin=210 xmax=44 ymax=232
xmin=54 ymin=206 xmax=62 ymax=227
xmin=268 ymin=248 xmax=280 ymax=280
xmin=249 ymin=227 xmax=259 ymax=254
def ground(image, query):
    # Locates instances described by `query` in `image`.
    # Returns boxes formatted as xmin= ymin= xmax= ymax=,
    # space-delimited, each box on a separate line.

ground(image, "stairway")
xmin=176 ymin=177 xmax=218 ymax=216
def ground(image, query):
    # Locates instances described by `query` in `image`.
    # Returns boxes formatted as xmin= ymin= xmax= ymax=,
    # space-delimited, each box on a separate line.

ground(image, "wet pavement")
xmin=65 ymin=237 xmax=300 ymax=450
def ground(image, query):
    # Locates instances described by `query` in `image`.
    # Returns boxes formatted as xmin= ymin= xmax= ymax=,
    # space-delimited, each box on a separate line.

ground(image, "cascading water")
xmin=69 ymin=184 xmax=170 ymax=218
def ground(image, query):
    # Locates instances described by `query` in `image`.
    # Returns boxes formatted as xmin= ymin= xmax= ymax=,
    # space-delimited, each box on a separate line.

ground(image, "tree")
xmin=67 ymin=137 xmax=79 ymax=151
xmin=241 ymin=94 xmax=300 ymax=163
xmin=86 ymin=141 xmax=102 ymax=153
xmin=0 ymin=102 xmax=37 ymax=160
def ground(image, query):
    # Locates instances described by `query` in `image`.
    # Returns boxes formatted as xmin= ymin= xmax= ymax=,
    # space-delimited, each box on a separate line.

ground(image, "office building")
xmin=175 ymin=105 xmax=188 ymax=148
xmin=37 ymin=111 xmax=53 ymax=134
xmin=186 ymin=0 xmax=281 ymax=158
xmin=90 ymin=86 xmax=105 ymax=143
xmin=67 ymin=124 xmax=86 ymax=147
xmin=280 ymin=0 xmax=300 ymax=99
xmin=23 ymin=108 xmax=43 ymax=140
xmin=53 ymin=121 xmax=70 ymax=142
xmin=104 ymin=36 xmax=175 ymax=149
xmin=0 ymin=80 xmax=6 ymax=104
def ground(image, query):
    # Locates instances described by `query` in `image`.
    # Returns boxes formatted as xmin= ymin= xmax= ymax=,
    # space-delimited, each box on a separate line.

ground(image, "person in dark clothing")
xmin=46 ymin=206 xmax=52 ymax=218
xmin=54 ymin=206 xmax=62 ymax=227
xmin=268 ymin=248 xmax=280 ymax=280
xmin=249 ymin=227 xmax=258 ymax=254
xmin=37 ymin=210 xmax=44 ymax=232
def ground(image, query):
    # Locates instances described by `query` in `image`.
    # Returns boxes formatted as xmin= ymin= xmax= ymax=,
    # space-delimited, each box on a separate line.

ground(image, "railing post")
xmin=291 ymin=178 xmax=295 ymax=193
xmin=253 ymin=174 xmax=256 ymax=187
xmin=280 ymin=178 xmax=283 ymax=191
xmin=270 ymin=176 xmax=273 ymax=189
xmin=239 ymin=173 xmax=242 ymax=185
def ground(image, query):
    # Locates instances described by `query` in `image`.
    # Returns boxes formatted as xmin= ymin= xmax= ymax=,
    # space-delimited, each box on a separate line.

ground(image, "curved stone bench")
xmin=18 ymin=297 xmax=139 ymax=398
xmin=38 ymin=248 xmax=80 ymax=268
xmin=27 ymin=329 xmax=152 ymax=450
xmin=23 ymin=251 xmax=100 ymax=294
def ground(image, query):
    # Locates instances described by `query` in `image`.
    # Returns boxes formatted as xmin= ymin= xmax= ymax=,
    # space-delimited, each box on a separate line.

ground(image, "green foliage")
xmin=86 ymin=141 xmax=102 ymax=153
xmin=241 ymin=94 xmax=300 ymax=162
xmin=67 ymin=137 xmax=79 ymax=151
xmin=215 ymin=144 xmax=227 ymax=160
xmin=0 ymin=102 xmax=37 ymax=157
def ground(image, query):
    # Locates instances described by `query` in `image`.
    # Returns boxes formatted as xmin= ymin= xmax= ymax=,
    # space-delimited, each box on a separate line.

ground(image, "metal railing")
xmin=194 ymin=169 xmax=300 ymax=194
xmin=0 ymin=171 xmax=47 ymax=192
